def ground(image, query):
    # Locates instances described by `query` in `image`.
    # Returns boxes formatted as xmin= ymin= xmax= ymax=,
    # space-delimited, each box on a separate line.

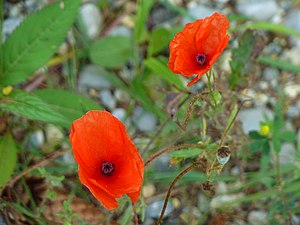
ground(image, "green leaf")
xmin=257 ymin=56 xmax=300 ymax=73
xmin=33 ymin=89 xmax=102 ymax=125
xmin=90 ymin=36 xmax=132 ymax=68
xmin=0 ymin=90 xmax=68 ymax=126
xmin=148 ymin=27 xmax=171 ymax=56
xmin=144 ymin=57 xmax=184 ymax=89
xmin=209 ymin=91 xmax=222 ymax=105
xmin=249 ymin=139 xmax=270 ymax=153
xmin=229 ymin=31 xmax=256 ymax=89
xmin=169 ymin=148 xmax=204 ymax=158
xmin=238 ymin=22 xmax=300 ymax=38
xmin=0 ymin=134 xmax=17 ymax=187
xmin=134 ymin=0 xmax=155 ymax=43
xmin=249 ymin=131 xmax=264 ymax=140
xmin=272 ymin=138 xmax=281 ymax=153
xmin=279 ymin=131 xmax=296 ymax=142
xmin=225 ymin=103 xmax=238 ymax=132
xmin=0 ymin=0 xmax=81 ymax=85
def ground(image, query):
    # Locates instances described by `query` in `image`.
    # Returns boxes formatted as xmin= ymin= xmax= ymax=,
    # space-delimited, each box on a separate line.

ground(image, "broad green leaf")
xmin=238 ymin=22 xmax=300 ymax=38
xmin=0 ymin=134 xmax=17 ymax=187
xmin=33 ymin=89 xmax=102 ymax=124
xmin=169 ymin=148 xmax=204 ymax=158
xmin=1 ymin=0 xmax=81 ymax=85
xmin=144 ymin=57 xmax=184 ymax=89
xmin=134 ymin=0 xmax=155 ymax=43
xmin=90 ymin=36 xmax=132 ymax=68
xmin=257 ymin=56 xmax=300 ymax=73
xmin=148 ymin=27 xmax=171 ymax=56
xmin=279 ymin=131 xmax=296 ymax=142
xmin=0 ymin=90 xmax=68 ymax=126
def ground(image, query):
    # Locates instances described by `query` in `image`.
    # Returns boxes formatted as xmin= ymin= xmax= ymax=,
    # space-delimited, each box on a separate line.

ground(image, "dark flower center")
xmin=196 ymin=54 xmax=206 ymax=66
xmin=101 ymin=161 xmax=114 ymax=176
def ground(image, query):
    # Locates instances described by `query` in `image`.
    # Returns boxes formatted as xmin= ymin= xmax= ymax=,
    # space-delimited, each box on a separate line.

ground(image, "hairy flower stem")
xmin=206 ymin=71 xmax=217 ymax=106
xmin=156 ymin=163 xmax=200 ymax=225
xmin=144 ymin=144 xmax=203 ymax=168
xmin=132 ymin=203 xmax=139 ymax=225
xmin=207 ymin=99 xmax=251 ymax=180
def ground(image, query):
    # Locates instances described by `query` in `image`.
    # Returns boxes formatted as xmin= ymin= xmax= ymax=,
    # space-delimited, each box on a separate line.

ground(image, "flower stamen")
xmin=196 ymin=54 xmax=206 ymax=66
xmin=101 ymin=161 xmax=114 ymax=176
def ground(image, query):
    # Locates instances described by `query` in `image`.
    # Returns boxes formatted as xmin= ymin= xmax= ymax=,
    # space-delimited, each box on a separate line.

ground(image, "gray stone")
xmin=80 ymin=3 xmax=102 ymax=40
xmin=287 ymin=104 xmax=300 ymax=118
xmin=3 ymin=17 xmax=23 ymax=42
xmin=210 ymin=193 xmax=244 ymax=209
xmin=29 ymin=130 xmax=45 ymax=148
xmin=25 ymin=0 xmax=48 ymax=13
xmin=183 ymin=3 xmax=215 ymax=24
xmin=110 ymin=25 xmax=131 ymax=37
xmin=236 ymin=0 xmax=280 ymax=21
xmin=247 ymin=210 xmax=268 ymax=225
xmin=263 ymin=68 xmax=279 ymax=87
xmin=279 ymin=143 xmax=296 ymax=165
xmin=284 ymin=10 xmax=300 ymax=33
xmin=153 ymin=154 xmax=172 ymax=172
xmin=133 ymin=107 xmax=157 ymax=132
xmin=99 ymin=90 xmax=117 ymax=110
xmin=112 ymin=108 xmax=127 ymax=122
xmin=114 ymin=89 xmax=130 ymax=103
xmin=146 ymin=200 xmax=173 ymax=219
xmin=284 ymin=83 xmax=300 ymax=99
xmin=237 ymin=107 xmax=273 ymax=134
xmin=78 ymin=65 xmax=112 ymax=91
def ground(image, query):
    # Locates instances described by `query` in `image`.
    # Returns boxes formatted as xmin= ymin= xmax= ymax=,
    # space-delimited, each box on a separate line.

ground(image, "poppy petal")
xmin=78 ymin=166 xmax=118 ymax=210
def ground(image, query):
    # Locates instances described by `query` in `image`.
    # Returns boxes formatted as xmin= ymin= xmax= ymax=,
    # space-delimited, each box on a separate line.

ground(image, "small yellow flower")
xmin=259 ymin=125 xmax=270 ymax=136
xmin=2 ymin=86 xmax=13 ymax=95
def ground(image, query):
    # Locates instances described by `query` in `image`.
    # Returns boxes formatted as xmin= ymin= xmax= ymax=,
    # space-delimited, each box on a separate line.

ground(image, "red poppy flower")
xmin=70 ymin=110 xmax=144 ymax=210
xmin=168 ymin=12 xmax=230 ymax=86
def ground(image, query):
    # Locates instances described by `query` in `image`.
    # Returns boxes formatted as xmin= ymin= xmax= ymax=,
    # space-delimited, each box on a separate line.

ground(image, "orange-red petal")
xmin=70 ymin=110 xmax=144 ymax=210
xmin=168 ymin=12 xmax=230 ymax=86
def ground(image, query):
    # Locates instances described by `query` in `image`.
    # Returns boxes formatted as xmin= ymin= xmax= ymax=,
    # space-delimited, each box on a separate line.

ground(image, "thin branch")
xmin=156 ymin=163 xmax=199 ymax=225
xmin=132 ymin=203 xmax=139 ymax=225
xmin=144 ymin=143 xmax=202 ymax=168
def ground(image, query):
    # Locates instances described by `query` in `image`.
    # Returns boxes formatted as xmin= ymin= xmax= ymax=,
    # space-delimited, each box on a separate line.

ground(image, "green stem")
xmin=274 ymin=151 xmax=293 ymax=224
xmin=206 ymin=71 xmax=217 ymax=106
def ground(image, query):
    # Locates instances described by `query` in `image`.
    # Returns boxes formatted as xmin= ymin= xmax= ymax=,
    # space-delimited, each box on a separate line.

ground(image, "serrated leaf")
xmin=0 ymin=134 xmax=17 ymax=187
xmin=144 ymin=57 xmax=184 ymax=89
xmin=279 ymin=131 xmax=296 ymax=142
xmin=0 ymin=90 xmax=68 ymax=126
xmin=33 ymin=89 xmax=102 ymax=124
xmin=169 ymin=148 xmax=204 ymax=158
xmin=90 ymin=36 xmax=132 ymax=68
xmin=1 ymin=0 xmax=81 ymax=85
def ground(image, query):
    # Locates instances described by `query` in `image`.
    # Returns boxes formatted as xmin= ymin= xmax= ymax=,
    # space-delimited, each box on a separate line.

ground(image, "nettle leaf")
xmin=1 ymin=0 xmax=80 ymax=85
xmin=33 ymin=89 xmax=102 ymax=124
xmin=90 ymin=36 xmax=132 ymax=68
xmin=0 ymin=90 xmax=68 ymax=127
xmin=0 ymin=134 xmax=17 ymax=187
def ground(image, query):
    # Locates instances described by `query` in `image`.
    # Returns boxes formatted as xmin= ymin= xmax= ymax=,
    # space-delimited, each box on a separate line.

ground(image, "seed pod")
xmin=217 ymin=146 xmax=231 ymax=165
